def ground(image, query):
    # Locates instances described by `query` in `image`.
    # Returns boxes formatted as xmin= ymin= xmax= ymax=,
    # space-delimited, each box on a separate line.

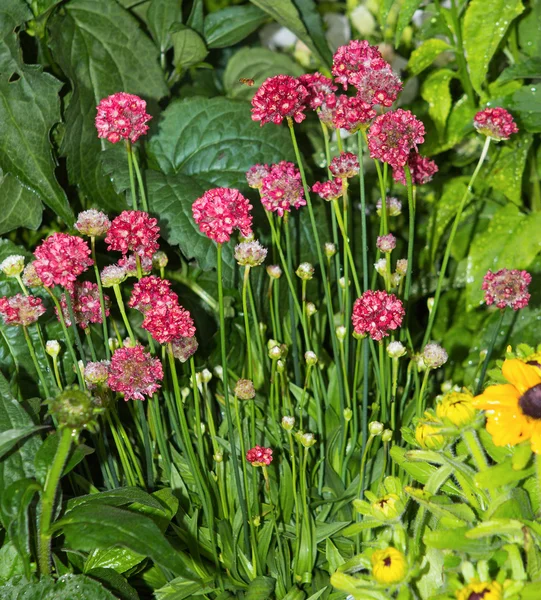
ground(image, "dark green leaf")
xmin=1 ymin=478 xmax=40 ymax=559
xmin=147 ymin=0 xmax=182 ymax=54
xmin=1 ymin=574 xmax=118 ymax=599
xmin=463 ymin=0 xmax=525 ymax=96
xmin=0 ymin=542 xmax=25 ymax=583
xmin=394 ymin=0 xmax=423 ymax=47
xmin=0 ymin=171 xmax=42 ymax=236
xmin=245 ymin=576 xmax=276 ymax=599
xmin=510 ymin=85 xmax=541 ymax=133
xmin=172 ymin=26 xmax=208 ymax=70
xmin=421 ymin=69 xmax=455 ymax=136
xmin=68 ymin=486 xmax=165 ymax=512
xmin=408 ymin=39 xmax=453 ymax=76
xmin=85 ymin=568 xmax=139 ymax=600
xmin=204 ymin=6 xmax=267 ymax=49
xmin=291 ymin=0 xmax=332 ymax=67
xmin=154 ymin=577 xmax=215 ymax=600
xmin=518 ymin=1 xmax=541 ymax=58
xmin=0 ymin=426 xmax=45 ymax=459
xmin=498 ymin=57 xmax=541 ymax=83
xmin=48 ymin=0 xmax=168 ymax=212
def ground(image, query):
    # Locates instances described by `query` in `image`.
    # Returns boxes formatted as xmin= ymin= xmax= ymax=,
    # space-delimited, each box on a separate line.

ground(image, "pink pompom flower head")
xmin=298 ymin=73 xmax=337 ymax=110
xmin=246 ymin=445 xmax=273 ymax=467
xmin=330 ymin=152 xmax=360 ymax=179
xmin=0 ymin=294 xmax=45 ymax=326
xmin=260 ymin=161 xmax=306 ymax=217
xmin=129 ymin=275 xmax=177 ymax=313
xmin=482 ymin=269 xmax=531 ymax=310
xmin=118 ymin=254 xmax=153 ymax=277
xmin=192 ymin=188 xmax=253 ymax=244
xmin=312 ymin=178 xmax=343 ymax=202
xmin=142 ymin=302 xmax=196 ymax=345
xmin=56 ymin=281 xmax=110 ymax=329
xmin=105 ymin=211 xmax=160 ymax=258
xmin=251 ymin=75 xmax=308 ymax=126
xmin=474 ymin=107 xmax=518 ymax=141
xmin=332 ymin=40 xmax=388 ymax=90
xmin=34 ymin=233 xmax=93 ymax=291
xmin=108 ymin=344 xmax=163 ymax=401
xmin=95 ymin=92 xmax=151 ymax=144
xmin=393 ymin=152 xmax=438 ymax=186
xmin=352 ymin=290 xmax=405 ymax=341
xmin=75 ymin=210 xmax=111 ymax=237
xmin=368 ymin=109 xmax=425 ymax=170
xmin=332 ymin=94 xmax=377 ymax=132
xmin=246 ymin=164 xmax=270 ymax=189
xmin=351 ymin=67 xmax=402 ymax=108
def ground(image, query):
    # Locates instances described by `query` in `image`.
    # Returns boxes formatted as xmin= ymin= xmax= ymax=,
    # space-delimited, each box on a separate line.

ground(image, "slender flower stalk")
xmin=91 ymin=237 xmax=111 ymax=359
xmin=113 ymin=283 xmax=136 ymax=344
xmin=283 ymin=214 xmax=302 ymax=384
xmin=126 ymin=140 xmax=138 ymax=210
xmin=64 ymin=292 xmax=86 ymax=363
xmin=476 ymin=308 xmax=506 ymax=394
xmin=403 ymin=164 xmax=415 ymax=304
xmin=131 ymin=147 xmax=149 ymax=212
xmin=23 ymin=327 xmax=50 ymax=397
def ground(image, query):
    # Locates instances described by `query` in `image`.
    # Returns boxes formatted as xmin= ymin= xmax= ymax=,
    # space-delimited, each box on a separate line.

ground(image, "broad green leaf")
xmin=463 ymin=0 xmax=524 ymax=96
xmin=0 ymin=541 xmax=25 ymax=583
xmin=484 ymin=133 xmax=533 ymax=204
xmin=0 ymin=1 xmax=73 ymax=225
xmin=424 ymin=95 xmax=477 ymax=155
xmin=498 ymin=57 xmax=541 ymax=83
xmin=394 ymin=0 xmax=423 ymax=47
xmin=147 ymin=0 xmax=182 ymax=54
xmin=154 ymin=577 xmax=215 ymax=600
xmin=380 ymin=0 xmax=395 ymax=25
xmin=223 ymin=47 xmax=304 ymax=100
xmin=68 ymin=486 xmax=165 ymax=512
xmin=424 ymin=527 xmax=498 ymax=554
xmin=1 ymin=574 xmax=117 ymax=599
xmin=291 ymin=0 xmax=333 ymax=67
xmin=248 ymin=0 xmax=331 ymax=67
xmin=465 ymin=203 xmax=541 ymax=310
xmin=510 ymin=85 xmax=541 ymax=133
xmin=518 ymin=1 xmax=541 ymax=58
xmin=408 ymin=39 xmax=453 ymax=76
xmin=475 ymin=459 xmax=534 ymax=489
xmin=0 ymin=171 xmax=42 ymax=236
xmin=48 ymin=0 xmax=168 ymax=212
xmin=54 ymin=503 xmax=194 ymax=577
xmin=172 ymin=26 xmax=208 ymax=70
xmin=245 ymin=576 xmax=276 ymax=599
xmin=421 ymin=69 xmax=454 ymax=137
xmin=84 ymin=545 xmax=145 ymax=575
xmin=204 ymin=6 xmax=267 ymax=49
xmin=306 ymin=589 xmax=328 ymax=600
xmin=465 ymin=519 xmax=524 ymax=540
xmin=84 ymin=568 xmax=139 ymax=600
xmin=28 ymin=0 xmax=63 ymax=18
xmin=1 ymin=478 xmax=40 ymax=560
xmin=0 ymin=426 xmax=45 ymax=460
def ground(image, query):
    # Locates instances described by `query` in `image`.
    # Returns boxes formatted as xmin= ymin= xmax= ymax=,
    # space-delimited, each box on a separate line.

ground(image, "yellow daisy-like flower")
xmin=436 ymin=390 xmax=476 ymax=427
xmin=415 ymin=412 xmax=445 ymax=450
xmin=474 ymin=359 xmax=541 ymax=452
xmin=371 ymin=547 xmax=407 ymax=585
xmin=456 ymin=580 xmax=502 ymax=600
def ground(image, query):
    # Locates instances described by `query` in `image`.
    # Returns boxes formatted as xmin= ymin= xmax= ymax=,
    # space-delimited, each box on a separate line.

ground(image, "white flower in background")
xmin=350 ymin=5 xmax=376 ymax=36
xmin=260 ymin=24 xmax=297 ymax=50
xmin=324 ymin=13 xmax=351 ymax=51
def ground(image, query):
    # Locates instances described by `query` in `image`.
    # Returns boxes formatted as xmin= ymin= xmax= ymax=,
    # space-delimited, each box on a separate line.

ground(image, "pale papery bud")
xmin=375 ymin=258 xmax=388 ymax=276
xmin=213 ymin=365 xmax=223 ymax=380
xmin=108 ymin=337 xmax=119 ymax=352
xmin=276 ymin=359 xmax=285 ymax=373
xmin=339 ymin=277 xmax=350 ymax=289
xmin=22 ymin=263 xmax=43 ymax=288
xmin=395 ymin=259 xmax=408 ymax=276
xmin=376 ymin=197 xmax=402 ymax=217
xmin=46 ymin=340 xmax=61 ymax=358
xmin=441 ymin=380 xmax=453 ymax=393
xmin=377 ymin=234 xmax=396 ymax=253
xmin=387 ymin=341 xmax=406 ymax=358
xmin=75 ymin=210 xmax=111 ymax=237
xmin=201 ymin=369 xmax=212 ymax=384
xmin=269 ymin=345 xmax=282 ymax=360
xmin=390 ymin=272 xmax=402 ymax=287
xmin=235 ymin=240 xmax=268 ymax=267
xmin=427 ymin=297 xmax=434 ymax=312
xmin=100 ymin=265 xmax=127 ymax=287
xmin=0 ymin=255 xmax=25 ymax=277
xmin=282 ymin=415 xmax=295 ymax=430
xmin=336 ymin=325 xmax=347 ymax=341
xmin=369 ymin=421 xmax=384 ymax=436
xmin=421 ymin=342 xmax=448 ymax=369
xmin=305 ymin=351 xmax=318 ymax=366
xmin=214 ymin=451 xmax=223 ymax=463
xmin=299 ymin=432 xmax=316 ymax=448
xmin=344 ymin=407 xmax=353 ymax=421
xmin=181 ymin=387 xmax=190 ymax=400
xmin=235 ymin=378 xmax=256 ymax=400
xmin=324 ymin=242 xmax=337 ymax=258
xmin=296 ymin=262 xmax=315 ymax=281
xmin=267 ymin=264 xmax=282 ymax=279
xmin=152 ymin=251 xmax=168 ymax=269
xmin=306 ymin=302 xmax=317 ymax=316
xmin=382 ymin=429 xmax=393 ymax=442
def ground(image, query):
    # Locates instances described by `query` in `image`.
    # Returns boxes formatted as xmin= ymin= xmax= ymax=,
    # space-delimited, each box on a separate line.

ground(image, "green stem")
xmin=357 ymin=434 xmax=375 ymax=500
xmin=242 ymin=267 xmax=254 ymax=380
xmin=52 ymin=356 xmax=62 ymax=390
xmin=332 ymin=197 xmax=361 ymax=297
xmin=190 ymin=357 xmax=206 ymax=465
xmin=38 ymin=427 xmax=73 ymax=575
xmin=23 ymin=327 xmax=50 ymax=397
xmin=463 ymin=429 xmax=489 ymax=472
xmin=126 ymin=140 xmax=138 ymax=210
xmin=283 ymin=215 xmax=302 ymax=384
xmin=423 ymin=136 xmax=491 ymax=346
xmin=217 ymin=243 xmax=251 ymax=552
xmin=476 ymin=309 xmax=506 ymax=395
xmin=113 ymin=284 xmax=136 ymax=344
xmin=91 ymin=237 xmax=111 ymax=360
xmin=64 ymin=291 xmax=86 ymax=363
xmin=403 ymin=164 xmax=415 ymax=304
xmin=107 ymin=412 xmax=137 ymax=486
xmin=416 ymin=368 xmax=431 ymax=418
xmin=85 ymin=328 xmax=97 ymax=362
xmin=131 ymin=147 xmax=149 ymax=212
xmin=136 ymin=400 xmax=154 ymax=488
xmin=449 ymin=0 xmax=476 ymax=104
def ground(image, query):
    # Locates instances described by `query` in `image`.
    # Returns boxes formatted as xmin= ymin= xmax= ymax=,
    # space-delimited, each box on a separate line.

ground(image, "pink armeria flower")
xmin=22 ymin=263 xmax=43 ymax=288
xmin=57 ymin=281 xmax=110 ymax=329
xmin=251 ymin=75 xmax=308 ymax=126
xmin=129 ymin=276 xmax=177 ymax=312
xmin=377 ymin=234 xmax=396 ymax=253
xmin=95 ymin=92 xmax=151 ymax=144
xmin=192 ymin=188 xmax=253 ymax=244
xmin=318 ymin=94 xmax=339 ymax=128
xmin=330 ymin=152 xmax=360 ymax=178
xmin=482 ymin=269 xmax=531 ymax=310
xmin=0 ymin=294 xmax=45 ymax=326
xmin=118 ymin=254 xmax=153 ymax=277
xmin=84 ymin=360 xmax=110 ymax=388
xmin=332 ymin=40 xmax=389 ymax=90
xmin=352 ymin=290 xmax=405 ymax=341
xmin=260 ymin=161 xmax=306 ymax=217
xmin=75 ymin=210 xmax=111 ymax=237
xmin=246 ymin=445 xmax=273 ymax=466
xmin=392 ymin=151 xmax=438 ymax=186
xmin=332 ymin=94 xmax=377 ymax=131
xmin=246 ymin=164 xmax=270 ymax=189
xmin=108 ymin=345 xmax=163 ymax=401
xmin=298 ymin=73 xmax=337 ymax=110
xmin=312 ymin=178 xmax=343 ymax=201
xmin=350 ymin=67 xmax=402 ymax=107
xmin=105 ymin=211 xmax=160 ymax=258
xmin=142 ymin=302 xmax=196 ymax=345
xmin=474 ymin=107 xmax=518 ymax=141
xmin=368 ymin=109 xmax=425 ymax=170
xmin=170 ymin=335 xmax=199 ymax=363
xmin=34 ymin=233 xmax=93 ymax=291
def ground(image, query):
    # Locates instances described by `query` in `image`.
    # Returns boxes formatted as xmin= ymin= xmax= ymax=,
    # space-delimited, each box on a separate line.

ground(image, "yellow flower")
xmin=456 ymin=580 xmax=502 ymax=600
xmin=371 ymin=493 xmax=401 ymax=520
xmin=371 ymin=547 xmax=407 ymax=585
xmin=415 ymin=412 xmax=445 ymax=449
xmin=474 ymin=359 xmax=541 ymax=452
xmin=436 ymin=390 xmax=476 ymax=427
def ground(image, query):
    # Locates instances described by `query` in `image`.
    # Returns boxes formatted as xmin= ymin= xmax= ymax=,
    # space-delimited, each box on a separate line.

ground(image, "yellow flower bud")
xmin=456 ymin=581 xmax=502 ymax=600
xmin=415 ymin=413 xmax=444 ymax=450
xmin=371 ymin=547 xmax=407 ymax=585
xmin=436 ymin=390 xmax=476 ymax=427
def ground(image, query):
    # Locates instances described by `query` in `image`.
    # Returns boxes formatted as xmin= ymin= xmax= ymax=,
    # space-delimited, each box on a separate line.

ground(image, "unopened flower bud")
xmin=267 ymin=265 xmax=282 ymax=279
xmin=213 ymin=365 xmax=223 ymax=380
xmin=214 ymin=451 xmax=223 ymax=463
xmin=344 ymin=408 xmax=353 ymax=421
xmin=108 ymin=337 xmax=119 ymax=352
xmin=479 ymin=349 xmax=488 ymax=361
xmin=235 ymin=240 xmax=268 ymax=267
xmin=101 ymin=265 xmax=127 ymax=287
xmin=353 ymin=330 xmax=366 ymax=340
xmin=387 ymin=341 xmax=406 ymax=359
xmin=276 ymin=359 xmax=285 ymax=373
xmin=339 ymin=276 xmax=350 ymax=289
xmin=282 ymin=415 xmax=295 ymax=430
xmin=77 ymin=360 xmax=85 ymax=377
xmin=201 ymin=368 xmax=212 ymax=384
xmin=46 ymin=340 xmax=61 ymax=358
xmin=377 ymin=197 xmax=402 ymax=217
xmin=336 ymin=325 xmax=347 ymax=341
xmin=369 ymin=421 xmax=384 ymax=436
xmin=427 ymin=297 xmax=434 ymax=312
xmin=306 ymin=302 xmax=317 ymax=316
xmin=305 ymin=351 xmax=318 ymax=366
xmin=84 ymin=360 xmax=110 ymax=387
xmin=22 ymin=263 xmax=43 ymax=288
xmin=382 ymin=429 xmax=393 ymax=442
xmin=374 ymin=258 xmax=388 ymax=276
xmin=296 ymin=262 xmax=314 ymax=281
xmin=298 ymin=432 xmax=316 ymax=447
xmin=152 ymin=251 xmax=168 ymax=269
xmin=123 ymin=337 xmax=136 ymax=348
xmin=253 ymin=515 xmax=261 ymax=527
xmin=395 ymin=259 xmax=408 ymax=276
xmin=324 ymin=242 xmax=337 ymax=258
xmin=416 ymin=413 xmax=444 ymax=450
xmin=0 ymin=255 xmax=25 ymax=277
xmin=75 ymin=209 xmax=111 ymax=237
xmin=377 ymin=234 xmax=396 ymax=254
xmin=390 ymin=272 xmax=402 ymax=287
xmin=441 ymin=380 xmax=453 ymax=393
xmin=200 ymin=422 xmax=206 ymax=434
xmin=48 ymin=387 xmax=101 ymax=431
xmin=269 ymin=345 xmax=282 ymax=360
xmin=421 ymin=342 xmax=448 ymax=369
xmin=170 ymin=336 xmax=198 ymax=363
xmin=235 ymin=378 xmax=256 ymax=400
xmin=181 ymin=386 xmax=190 ymax=400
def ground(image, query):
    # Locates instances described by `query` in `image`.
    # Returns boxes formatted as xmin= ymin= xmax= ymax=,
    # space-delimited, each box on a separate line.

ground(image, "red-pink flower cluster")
xmin=246 ymin=445 xmax=273 ymax=466
xmin=105 ymin=211 xmax=160 ymax=258
xmin=474 ymin=107 xmax=518 ymax=141
xmin=95 ymin=92 xmax=151 ymax=144
xmin=368 ymin=109 xmax=425 ymax=169
xmin=332 ymin=94 xmax=377 ymax=131
xmin=192 ymin=188 xmax=253 ymax=244
xmin=246 ymin=164 xmax=270 ymax=189
xmin=482 ymin=269 xmax=531 ymax=310
xmin=393 ymin=152 xmax=438 ymax=186
xmin=119 ymin=254 xmax=153 ymax=277
xmin=0 ymin=294 xmax=45 ymax=326
xmin=330 ymin=152 xmax=360 ymax=178
xmin=129 ymin=276 xmax=177 ymax=312
xmin=251 ymin=75 xmax=308 ymax=126
xmin=353 ymin=67 xmax=402 ymax=108
xmin=298 ymin=73 xmax=337 ymax=110
xmin=142 ymin=303 xmax=196 ymax=345
xmin=108 ymin=344 xmax=163 ymax=401
xmin=57 ymin=281 xmax=110 ymax=329
xmin=352 ymin=290 xmax=405 ymax=341
xmin=312 ymin=178 xmax=343 ymax=201
xmin=260 ymin=161 xmax=306 ymax=216
xmin=34 ymin=233 xmax=93 ymax=290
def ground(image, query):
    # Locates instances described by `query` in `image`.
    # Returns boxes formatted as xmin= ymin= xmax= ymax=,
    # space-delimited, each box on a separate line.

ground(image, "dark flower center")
xmin=383 ymin=556 xmax=392 ymax=567
xmin=468 ymin=591 xmax=489 ymax=600
xmin=519 ymin=384 xmax=541 ymax=419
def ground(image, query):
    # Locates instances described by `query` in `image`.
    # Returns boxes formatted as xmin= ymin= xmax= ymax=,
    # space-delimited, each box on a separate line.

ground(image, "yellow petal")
xmin=530 ymin=424 xmax=541 ymax=455
xmin=486 ymin=410 xmax=532 ymax=447
xmin=502 ymin=359 xmax=541 ymax=395
xmin=473 ymin=384 xmax=520 ymax=409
